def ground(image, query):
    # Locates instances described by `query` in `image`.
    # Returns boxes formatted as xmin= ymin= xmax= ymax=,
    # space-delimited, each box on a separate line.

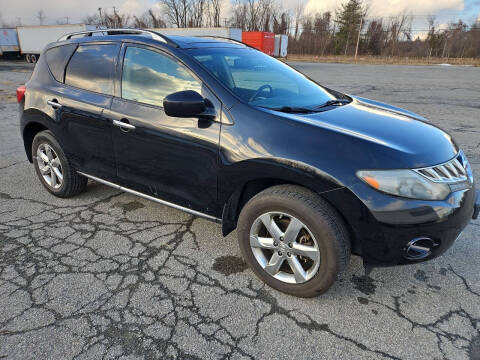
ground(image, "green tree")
xmin=334 ymin=0 xmax=364 ymax=55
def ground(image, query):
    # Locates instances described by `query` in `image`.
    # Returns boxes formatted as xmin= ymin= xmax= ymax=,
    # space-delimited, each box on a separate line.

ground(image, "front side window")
xmin=188 ymin=47 xmax=338 ymax=110
xmin=121 ymin=47 xmax=201 ymax=107
xmin=65 ymin=44 xmax=117 ymax=95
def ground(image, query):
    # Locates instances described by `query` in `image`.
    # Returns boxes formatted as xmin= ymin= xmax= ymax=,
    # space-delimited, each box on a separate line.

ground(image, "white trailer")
xmin=16 ymin=24 xmax=97 ymax=63
xmin=149 ymin=27 xmax=242 ymax=42
xmin=274 ymin=34 xmax=288 ymax=57
xmin=0 ymin=29 xmax=19 ymax=57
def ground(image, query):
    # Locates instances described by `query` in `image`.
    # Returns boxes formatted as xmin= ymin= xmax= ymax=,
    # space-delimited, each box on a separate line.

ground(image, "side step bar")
xmin=78 ymin=172 xmax=221 ymax=223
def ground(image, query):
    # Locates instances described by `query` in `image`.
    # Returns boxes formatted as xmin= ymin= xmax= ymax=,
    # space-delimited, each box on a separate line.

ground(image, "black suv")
xmin=18 ymin=29 xmax=479 ymax=297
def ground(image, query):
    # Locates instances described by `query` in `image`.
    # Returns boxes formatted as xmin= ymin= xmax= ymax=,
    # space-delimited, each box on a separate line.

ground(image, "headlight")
xmin=356 ymin=169 xmax=450 ymax=200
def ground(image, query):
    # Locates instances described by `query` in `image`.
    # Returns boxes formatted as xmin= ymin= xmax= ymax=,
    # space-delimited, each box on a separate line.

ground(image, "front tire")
xmin=32 ymin=130 xmax=87 ymax=198
xmin=237 ymin=185 xmax=350 ymax=297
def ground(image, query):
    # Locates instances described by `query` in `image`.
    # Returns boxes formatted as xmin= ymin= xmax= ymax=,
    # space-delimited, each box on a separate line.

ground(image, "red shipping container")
xmin=242 ymin=31 xmax=275 ymax=56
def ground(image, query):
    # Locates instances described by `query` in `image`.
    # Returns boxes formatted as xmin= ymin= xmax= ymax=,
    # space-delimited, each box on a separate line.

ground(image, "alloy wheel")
xmin=36 ymin=143 xmax=63 ymax=189
xmin=249 ymin=212 xmax=320 ymax=284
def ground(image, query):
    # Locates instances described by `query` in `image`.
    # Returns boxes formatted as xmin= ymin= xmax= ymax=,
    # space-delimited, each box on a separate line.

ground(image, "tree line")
xmin=80 ymin=0 xmax=479 ymax=58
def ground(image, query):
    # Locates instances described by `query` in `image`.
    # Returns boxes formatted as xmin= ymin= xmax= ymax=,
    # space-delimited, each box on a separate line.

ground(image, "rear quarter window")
xmin=45 ymin=44 xmax=77 ymax=83
xmin=65 ymin=44 xmax=118 ymax=95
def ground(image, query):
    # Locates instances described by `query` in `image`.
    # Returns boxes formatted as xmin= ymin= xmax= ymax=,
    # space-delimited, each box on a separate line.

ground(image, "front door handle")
xmin=47 ymin=100 xmax=62 ymax=109
xmin=113 ymin=119 xmax=136 ymax=131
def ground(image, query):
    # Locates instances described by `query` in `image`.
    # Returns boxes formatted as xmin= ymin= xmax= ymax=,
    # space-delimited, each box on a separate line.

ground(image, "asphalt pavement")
xmin=0 ymin=60 xmax=479 ymax=359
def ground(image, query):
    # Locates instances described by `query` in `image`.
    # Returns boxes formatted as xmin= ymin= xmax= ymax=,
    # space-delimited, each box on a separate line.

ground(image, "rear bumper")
xmin=324 ymin=183 xmax=477 ymax=267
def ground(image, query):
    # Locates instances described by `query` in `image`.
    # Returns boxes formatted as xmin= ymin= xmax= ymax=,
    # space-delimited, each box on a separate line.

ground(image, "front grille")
xmin=414 ymin=154 xmax=467 ymax=183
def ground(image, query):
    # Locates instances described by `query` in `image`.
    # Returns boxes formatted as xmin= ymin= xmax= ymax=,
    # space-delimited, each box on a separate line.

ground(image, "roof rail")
xmin=58 ymin=28 xmax=178 ymax=47
xmin=193 ymin=35 xmax=252 ymax=48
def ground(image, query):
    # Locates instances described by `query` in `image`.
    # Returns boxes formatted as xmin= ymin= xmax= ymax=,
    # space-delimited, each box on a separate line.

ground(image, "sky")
xmin=0 ymin=0 xmax=479 ymax=32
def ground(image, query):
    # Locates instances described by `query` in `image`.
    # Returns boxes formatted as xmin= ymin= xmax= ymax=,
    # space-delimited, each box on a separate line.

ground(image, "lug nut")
xmin=273 ymin=242 xmax=278 ymax=247
xmin=288 ymin=243 xmax=293 ymax=248
xmin=278 ymin=251 xmax=283 ymax=256
xmin=280 ymin=236 xmax=284 ymax=241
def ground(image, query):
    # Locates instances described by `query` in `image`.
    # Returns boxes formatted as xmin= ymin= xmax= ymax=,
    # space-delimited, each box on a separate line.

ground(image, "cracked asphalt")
xmin=0 ymin=60 xmax=479 ymax=359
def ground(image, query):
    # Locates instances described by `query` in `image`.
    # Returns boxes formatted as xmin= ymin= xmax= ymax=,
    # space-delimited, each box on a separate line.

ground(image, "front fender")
xmin=218 ymin=157 xmax=345 ymax=236
xmin=218 ymin=157 xmax=344 ymax=205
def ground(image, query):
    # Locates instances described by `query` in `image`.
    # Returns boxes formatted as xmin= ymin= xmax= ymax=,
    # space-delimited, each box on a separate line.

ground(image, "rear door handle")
xmin=113 ymin=119 xmax=136 ymax=131
xmin=47 ymin=100 xmax=62 ymax=109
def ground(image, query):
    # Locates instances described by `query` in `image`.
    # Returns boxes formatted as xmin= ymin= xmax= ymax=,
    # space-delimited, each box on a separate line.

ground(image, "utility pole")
xmin=354 ymin=15 xmax=363 ymax=61
xmin=98 ymin=8 xmax=103 ymax=27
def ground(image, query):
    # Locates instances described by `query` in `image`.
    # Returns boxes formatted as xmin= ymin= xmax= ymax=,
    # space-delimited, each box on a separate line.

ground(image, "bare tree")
xmin=158 ymin=0 xmax=187 ymax=27
xmin=364 ymin=19 xmax=385 ymax=55
xmin=386 ymin=12 xmax=412 ymax=56
xmin=190 ymin=0 xmax=207 ymax=27
xmin=148 ymin=9 xmax=166 ymax=28
xmin=37 ymin=10 xmax=46 ymax=25
xmin=293 ymin=2 xmax=304 ymax=40
xmin=83 ymin=7 xmax=131 ymax=28
xmin=229 ymin=0 xmax=275 ymax=31
xmin=425 ymin=15 xmax=439 ymax=57
xmin=209 ymin=0 xmax=221 ymax=27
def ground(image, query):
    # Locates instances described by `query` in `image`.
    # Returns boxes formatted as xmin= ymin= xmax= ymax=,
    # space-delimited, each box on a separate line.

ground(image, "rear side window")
xmin=45 ymin=44 xmax=77 ymax=83
xmin=65 ymin=44 xmax=118 ymax=95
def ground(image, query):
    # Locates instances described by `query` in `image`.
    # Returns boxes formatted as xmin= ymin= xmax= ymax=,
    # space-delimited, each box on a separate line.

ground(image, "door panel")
xmin=108 ymin=45 xmax=222 ymax=216
xmin=54 ymin=42 xmax=119 ymax=181
xmin=57 ymin=88 xmax=115 ymax=180
xmin=107 ymin=97 xmax=220 ymax=215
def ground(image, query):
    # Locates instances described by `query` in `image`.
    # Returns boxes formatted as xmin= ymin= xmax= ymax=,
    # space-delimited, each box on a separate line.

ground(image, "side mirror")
xmin=163 ymin=90 xmax=206 ymax=118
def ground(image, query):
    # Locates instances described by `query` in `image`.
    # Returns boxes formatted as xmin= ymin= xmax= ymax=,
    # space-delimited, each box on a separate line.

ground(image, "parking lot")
xmin=0 ymin=60 xmax=479 ymax=359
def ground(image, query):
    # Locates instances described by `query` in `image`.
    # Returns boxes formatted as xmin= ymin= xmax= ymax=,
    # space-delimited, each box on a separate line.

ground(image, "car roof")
xmin=60 ymin=32 xmax=246 ymax=50
xmin=167 ymin=35 xmax=246 ymax=49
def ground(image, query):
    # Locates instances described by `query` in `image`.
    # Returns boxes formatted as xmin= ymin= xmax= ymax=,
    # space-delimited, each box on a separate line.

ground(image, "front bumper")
xmin=473 ymin=189 xmax=480 ymax=220
xmin=324 ymin=183 xmax=477 ymax=266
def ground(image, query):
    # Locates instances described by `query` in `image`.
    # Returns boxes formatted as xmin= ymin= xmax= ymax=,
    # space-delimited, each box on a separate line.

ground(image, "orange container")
xmin=242 ymin=32 xmax=275 ymax=56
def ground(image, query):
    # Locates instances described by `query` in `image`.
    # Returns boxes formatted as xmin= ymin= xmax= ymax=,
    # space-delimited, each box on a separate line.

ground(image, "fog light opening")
xmin=404 ymin=237 xmax=438 ymax=260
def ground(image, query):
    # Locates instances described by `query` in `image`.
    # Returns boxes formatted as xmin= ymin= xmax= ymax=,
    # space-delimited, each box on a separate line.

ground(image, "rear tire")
xmin=32 ymin=130 xmax=87 ymax=198
xmin=237 ymin=185 xmax=350 ymax=297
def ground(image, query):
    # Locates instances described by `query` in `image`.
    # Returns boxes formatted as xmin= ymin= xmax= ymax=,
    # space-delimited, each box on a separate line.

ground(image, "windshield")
xmin=187 ymin=47 xmax=338 ymax=110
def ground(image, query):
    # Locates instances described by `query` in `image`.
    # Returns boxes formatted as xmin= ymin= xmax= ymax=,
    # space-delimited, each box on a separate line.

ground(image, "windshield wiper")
xmin=270 ymin=106 xmax=315 ymax=114
xmin=267 ymin=99 xmax=350 ymax=114
xmin=314 ymin=99 xmax=350 ymax=110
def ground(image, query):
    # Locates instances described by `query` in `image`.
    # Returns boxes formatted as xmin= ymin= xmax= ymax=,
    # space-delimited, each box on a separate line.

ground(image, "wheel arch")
xmin=220 ymin=158 xmax=347 ymax=236
xmin=221 ymin=176 xmax=362 ymax=256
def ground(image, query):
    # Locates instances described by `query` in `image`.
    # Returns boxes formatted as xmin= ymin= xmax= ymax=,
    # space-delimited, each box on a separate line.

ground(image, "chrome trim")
xmin=57 ymin=28 xmax=176 ymax=46
xmin=47 ymin=100 xmax=62 ymax=109
xmin=113 ymin=120 xmax=136 ymax=130
xmin=414 ymin=154 xmax=468 ymax=184
xmin=403 ymin=237 xmax=437 ymax=260
xmin=78 ymin=172 xmax=221 ymax=223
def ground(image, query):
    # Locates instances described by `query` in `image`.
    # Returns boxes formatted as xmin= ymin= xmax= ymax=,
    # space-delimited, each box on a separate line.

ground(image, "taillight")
xmin=16 ymin=85 xmax=26 ymax=103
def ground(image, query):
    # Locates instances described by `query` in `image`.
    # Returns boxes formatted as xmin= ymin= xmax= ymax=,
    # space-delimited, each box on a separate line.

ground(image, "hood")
xmin=350 ymin=95 xmax=427 ymax=122
xmin=279 ymin=96 xmax=458 ymax=170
